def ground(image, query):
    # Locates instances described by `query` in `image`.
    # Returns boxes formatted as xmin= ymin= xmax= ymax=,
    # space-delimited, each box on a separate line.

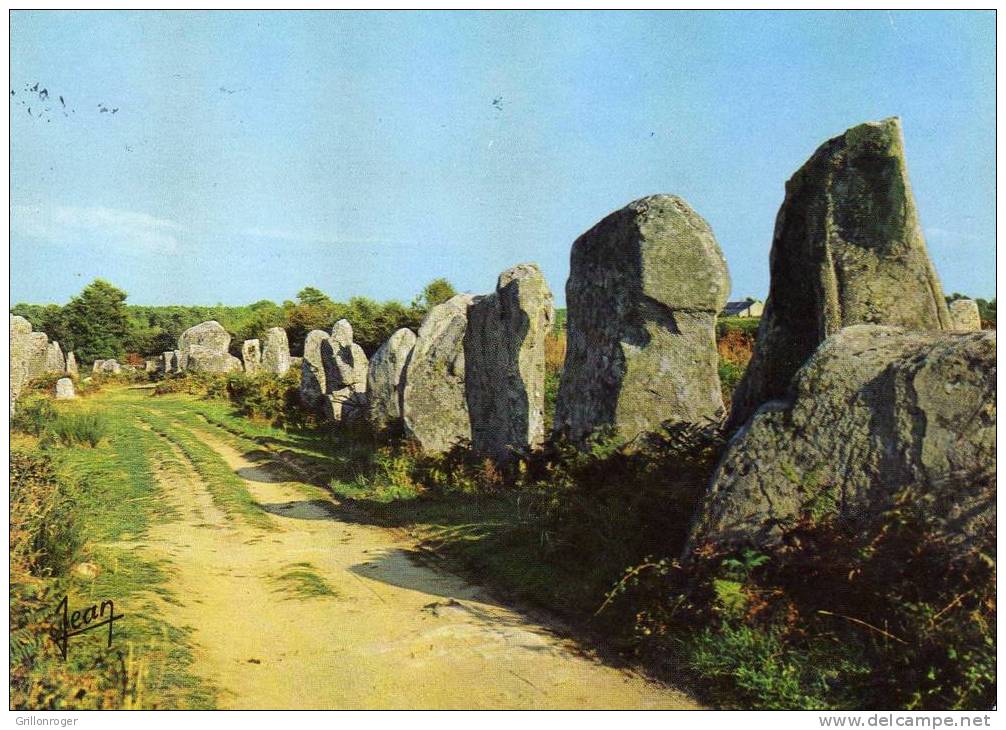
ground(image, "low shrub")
xmin=12 ymin=395 xmax=58 ymax=437
xmin=225 ymin=370 xmax=313 ymax=428
xmin=10 ymin=447 xmax=81 ymax=577
xmin=50 ymin=413 xmax=108 ymax=448
xmin=607 ymin=487 xmax=996 ymax=710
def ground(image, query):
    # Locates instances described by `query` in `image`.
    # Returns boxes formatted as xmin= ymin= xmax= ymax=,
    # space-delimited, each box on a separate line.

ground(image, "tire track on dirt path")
xmin=132 ymin=410 xmax=698 ymax=709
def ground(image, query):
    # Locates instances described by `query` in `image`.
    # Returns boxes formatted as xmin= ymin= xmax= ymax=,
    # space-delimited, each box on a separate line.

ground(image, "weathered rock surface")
xmin=45 ymin=341 xmax=66 ymax=374
xmin=949 ymin=299 xmax=982 ymax=332
xmin=554 ymin=195 xmax=730 ymax=445
xmin=465 ymin=263 xmax=554 ymax=461
xmin=261 ymin=327 xmax=291 ymax=375
xmin=145 ymin=357 xmax=160 ymax=373
xmin=176 ymin=321 xmax=236 ymax=373
xmin=319 ymin=320 xmax=369 ymax=423
xmin=65 ymin=352 xmax=79 ymax=378
xmin=178 ymin=321 xmax=231 ymax=355
xmin=93 ymin=359 xmax=122 ymax=374
xmin=10 ymin=316 xmax=41 ymax=412
xmin=299 ymin=330 xmax=330 ymax=409
xmin=242 ymin=339 xmax=261 ymax=373
xmin=23 ymin=333 xmax=50 ymax=380
xmin=366 ymin=328 xmax=417 ymax=433
xmin=186 ymin=345 xmax=242 ymax=374
xmin=727 ymin=118 xmax=952 ymax=432
xmin=688 ymin=325 xmax=995 ymax=561
xmin=162 ymin=351 xmax=179 ymax=374
xmin=54 ymin=377 xmax=76 ymax=400
xmin=402 ymin=294 xmax=477 ymax=453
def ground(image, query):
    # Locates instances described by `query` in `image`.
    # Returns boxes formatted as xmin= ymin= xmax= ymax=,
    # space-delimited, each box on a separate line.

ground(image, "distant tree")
xmin=297 ymin=287 xmax=334 ymax=308
xmin=61 ymin=279 xmax=130 ymax=363
xmin=417 ymin=278 xmax=456 ymax=310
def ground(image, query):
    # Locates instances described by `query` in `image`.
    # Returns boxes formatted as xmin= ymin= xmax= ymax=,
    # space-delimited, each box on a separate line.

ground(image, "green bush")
xmin=224 ymin=370 xmax=310 ymax=428
xmin=609 ymin=486 xmax=996 ymax=710
xmin=717 ymin=316 xmax=761 ymax=339
xmin=12 ymin=395 xmax=58 ymax=437
xmin=10 ymin=447 xmax=81 ymax=577
xmin=50 ymin=413 xmax=108 ymax=448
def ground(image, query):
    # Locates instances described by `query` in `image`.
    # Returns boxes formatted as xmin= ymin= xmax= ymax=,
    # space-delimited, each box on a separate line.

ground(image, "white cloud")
xmin=11 ymin=204 xmax=185 ymax=253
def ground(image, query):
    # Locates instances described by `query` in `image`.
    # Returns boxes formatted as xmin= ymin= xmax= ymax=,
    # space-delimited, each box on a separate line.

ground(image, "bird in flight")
xmin=492 ymin=95 xmax=503 ymax=111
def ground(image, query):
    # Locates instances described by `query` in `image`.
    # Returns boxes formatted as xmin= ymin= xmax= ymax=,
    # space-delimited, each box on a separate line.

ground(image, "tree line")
xmin=10 ymin=278 xmax=458 ymax=365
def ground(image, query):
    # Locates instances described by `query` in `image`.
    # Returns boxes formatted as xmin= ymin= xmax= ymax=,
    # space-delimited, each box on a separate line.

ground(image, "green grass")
xmin=270 ymin=563 xmax=338 ymax=600
xmin=130 ymin=406 xmax=273 ymax=530
xmin=16 ymin=393 xmax=215 ymax=709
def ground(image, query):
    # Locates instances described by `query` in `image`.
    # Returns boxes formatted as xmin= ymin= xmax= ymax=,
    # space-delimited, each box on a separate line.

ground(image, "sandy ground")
xmin=128 ymin=410 xmax=698 ymax=709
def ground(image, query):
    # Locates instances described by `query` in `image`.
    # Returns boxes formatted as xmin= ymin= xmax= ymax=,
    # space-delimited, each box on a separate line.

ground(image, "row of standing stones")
xmin=8 ymin=118 xmax=994 ymax=562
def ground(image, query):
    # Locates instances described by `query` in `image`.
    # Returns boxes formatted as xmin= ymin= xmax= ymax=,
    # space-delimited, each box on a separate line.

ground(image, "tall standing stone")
xmin=45 ymin=341 xmax=66 ymax=374
xmin=366 ymin=328 xmax=417 ymax=433
xmin=949 ymin=299 xmax=982 ymax=332
xmin=24 ymin=333 xmax=49 ymax=381
xmin=261 ymin=327 xmax=291 ymax=375
xmin=727 ymin=118 xmax=952 ymax=432
xmin=402 ymin=294 xmax=477 ymax=453
xmin=162 ymin=351 xmax=178 ymax=375
xmin=242 ymin=339 xmax=262 ymax=373
xmin=320 ymin=319 xmax=369 ymax=422
xmin=10 ymin=315 xmax=35 ymax=413
xmin=65 ymin=351 xmax=79 ymax=378
xmin=465 ymin=263 xmax=554 ymax=461
xmin=554 ymin=195 xmax=730 ymax=445
xmin=299 ymin=329 xmax=330 ymax=409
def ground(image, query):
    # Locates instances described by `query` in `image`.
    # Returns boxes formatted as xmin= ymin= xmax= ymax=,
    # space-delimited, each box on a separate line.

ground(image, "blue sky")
xmin=10 ymin=10 xmax=995 ymax=307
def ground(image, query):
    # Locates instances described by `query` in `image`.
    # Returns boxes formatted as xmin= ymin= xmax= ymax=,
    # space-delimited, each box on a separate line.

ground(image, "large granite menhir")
xmin=465 ymin=263 xmax=554 ymax=462
xmin=554 ymin=195 xmax=730 ymax=446
xmin=366 ymin=327 xmax=416 ymax=433
xmin=402 ymin=294 xmax=477 ymax=454
xmin=178 ymin=321 xmax=242 ymax=374
xmin=261 ymin=327 xmax=291 ymax=375
xmin=688 ymin=325 xmax=995 ymax=563
xmin=727 ymin=118 xmax=952 ymax=432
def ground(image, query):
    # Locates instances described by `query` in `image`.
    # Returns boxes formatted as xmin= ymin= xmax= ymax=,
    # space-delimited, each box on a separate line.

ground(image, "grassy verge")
xmin=10 ymin=394 xmax=214 ymax=709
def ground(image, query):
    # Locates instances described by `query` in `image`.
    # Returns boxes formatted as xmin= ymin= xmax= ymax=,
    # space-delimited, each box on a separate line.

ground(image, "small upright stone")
xmin=402 ymin=294 xmax=477 ymax=453
xmin=555 ymin=195 xmax=731 ymax=445
xmin=727 ymin=118 xmax=952 ymax=432
xmin=65 ymin=351 xmax=79 ymax=378
xmin=242 ymin=339 xmax=262 ymax=373
xmin=465 ymin=263 xmax=554 ymax=462
xmin=366 ymin=328 xmax=417 ymax=433
xmin=261 ymin=327 xmax=291 ymax=375
xmin=54 ymin=377 xmax=76 ymax=400
xmin=949 ymin=299 xmax=982 ymax=332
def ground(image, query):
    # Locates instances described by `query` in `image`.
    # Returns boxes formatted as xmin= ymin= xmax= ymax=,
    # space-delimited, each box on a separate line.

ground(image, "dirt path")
xmin=130 ymin=409 xmax=698 ymax=709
